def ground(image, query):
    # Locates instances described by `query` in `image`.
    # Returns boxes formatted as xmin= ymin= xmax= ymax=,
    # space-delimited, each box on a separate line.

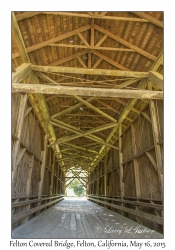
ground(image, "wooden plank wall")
xmin=87 ymin=101 xmax=163 ymax=233
xmin=12 ymin=93 xmax=65 ymax=229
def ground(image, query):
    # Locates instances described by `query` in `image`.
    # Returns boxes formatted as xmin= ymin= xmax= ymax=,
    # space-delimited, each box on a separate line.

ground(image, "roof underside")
xmin=12 ymin=11 xmax=163 ymax=173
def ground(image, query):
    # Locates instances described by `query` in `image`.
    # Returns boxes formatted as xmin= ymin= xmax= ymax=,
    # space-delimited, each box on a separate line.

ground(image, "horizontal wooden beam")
xmin=41 ymin=12 xmax=150 ymax=22
xmin=88 ymin=196 xmax=163 ymax=225
xmin=88 ymin=195 xmax=163 ymax=209
xmin=49 ymin=43 xmax=135 ymax=52
xmin=31 ymin=65 xmax=149 ymax=78
xmin=12 ymin=197 xmax=64 ymax=223
xmin=12 ymin=84 xmax=163 ymax=100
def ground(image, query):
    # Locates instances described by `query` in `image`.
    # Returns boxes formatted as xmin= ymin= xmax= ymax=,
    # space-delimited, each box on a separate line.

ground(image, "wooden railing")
xmin=12 ymin=194 xmax=64 ymax=224
xmin=87 ymin=194 xmax=163 ymax=225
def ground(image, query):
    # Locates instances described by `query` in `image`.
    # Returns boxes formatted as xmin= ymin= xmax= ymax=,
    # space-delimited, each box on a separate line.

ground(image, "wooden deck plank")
xmin=12 ymin=199 xmax=163 ymax=239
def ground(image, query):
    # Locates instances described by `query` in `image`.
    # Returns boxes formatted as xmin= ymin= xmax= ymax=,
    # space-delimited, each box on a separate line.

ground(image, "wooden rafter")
xmin=132 ymin=12 xmax=163 ymax=28
xmin=94 ymin=24 xmax=156 ymax=61
xmin=49 ymin=50 xmax=88 ymax=66
xmin=91 ymin=50 xmax=129 ymax=71
xmin=12 ymin=25 xmax=91 ymax=59
xmin=51 ymin=120 xmax=118 ymax=149
xmin=51 ymin=97 xmax=96 ymax=119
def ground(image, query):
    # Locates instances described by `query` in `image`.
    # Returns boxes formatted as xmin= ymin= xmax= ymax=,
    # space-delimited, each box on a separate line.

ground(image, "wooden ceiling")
xmin=12 ymin=11 xmax=163 ymax=173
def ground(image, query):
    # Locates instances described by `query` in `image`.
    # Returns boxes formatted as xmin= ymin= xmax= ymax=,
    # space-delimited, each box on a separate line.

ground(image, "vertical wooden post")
xmin=149 ymin=100 xmax=163 ymax=198
xmin=119 ymin=123 xmax=125 ymax=199
xmin=49 ymin=152 xmax=56 ymax=196
xmin=131 ymin=124 xmax=142 ymax=223
xmin=38 ymin=133 xmax=48 ymax=198
xmin=97 ymin=167 xmax=100 ymax=195
xmin=131 ymin=124 xmax=141 ymax=198
xmin=26 ymin=155 xmax=35 ymax=196
xmin=56 ymin=163 xmax=59 ymax=194
xmin=104 ymin=154 xmax=107 ymax=196
xmin=22 ymin=155 xmax=34 ymax=223
xmin=12 ymin=94 xmax=28 ymax=185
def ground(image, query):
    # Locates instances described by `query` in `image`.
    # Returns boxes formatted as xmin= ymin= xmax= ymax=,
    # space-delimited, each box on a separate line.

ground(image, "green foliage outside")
xmin=74 ymin=185 xmax=84 ymax=197
xmin=67 ymin=179 xmax=85 ymax=197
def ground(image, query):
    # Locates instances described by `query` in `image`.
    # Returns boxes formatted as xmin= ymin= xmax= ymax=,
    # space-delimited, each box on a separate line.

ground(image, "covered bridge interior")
xmin=12 ymin=11 xmax=163 ymax=238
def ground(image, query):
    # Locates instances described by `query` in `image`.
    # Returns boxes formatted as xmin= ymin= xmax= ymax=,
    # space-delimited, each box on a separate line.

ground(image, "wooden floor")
xmin=12 ymin=198 xmax=163 ymax=239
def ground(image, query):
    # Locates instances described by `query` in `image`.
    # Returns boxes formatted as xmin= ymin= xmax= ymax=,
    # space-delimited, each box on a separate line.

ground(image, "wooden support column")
xmin=131 ymin=124 xmax=142 ymax=223
xmin=149 ymin=100 xmax=163 ymax=198
xmin=12 ymin=94 xmax=28 ymax=183
xmin=56 ymin=163 xmax=59 ymax=194
xmin=38 ymin=132 xmax=48 ymax=198
xmin=26 ymin=155 xmax=35 ymax=196
xmin=49 ymin=152 xmax=56 ymax=196
xmin=119 ymin=123 xmax=124 ymax=199
xmin=131 ymin=124 xmax=141 ymax=198
xmin=22 ymin=155 xmax=34 ymax=223
xmin=96 ymin=168 xmax=100 ymax=195
xmin=104 ymin=155 xmax=107 ymax=196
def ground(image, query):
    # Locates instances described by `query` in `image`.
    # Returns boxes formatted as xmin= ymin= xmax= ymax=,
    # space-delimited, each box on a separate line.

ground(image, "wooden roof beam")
xmin=74 ymin=95 xmax=117 ymax=123
xmin=40 ymin=12 xmax=150 ymax=22
xmin=49 ymin=43 xmax=135 ymax=52
xmin=61 ymin=143 xmax=98 ymax=154
xmin=51 ymin=119 xmax=105 ymax=143
xmin=35 ymin=71 xmax=60 ymax=85
xmin=51 ymin=121 xmax=119 ymax=150
xmin=12 ymin=84 xmax=163 ymax=100
xmin=132 ymin=12 xmax=163 ymax=28
xmin=51 ymin=96 xmax=96 ymax=118
xmin=49 ymin=50 xmax=88 ymax=66
xmin=12 ymin=25 xmax=91 ymax=59
xmin=31 ymin=65 xmax=149 ymax=78
xmin=94 ymin=24 xmax=156 ymax=61
xmin=91 ymin=50 xmax=129 ymax=71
